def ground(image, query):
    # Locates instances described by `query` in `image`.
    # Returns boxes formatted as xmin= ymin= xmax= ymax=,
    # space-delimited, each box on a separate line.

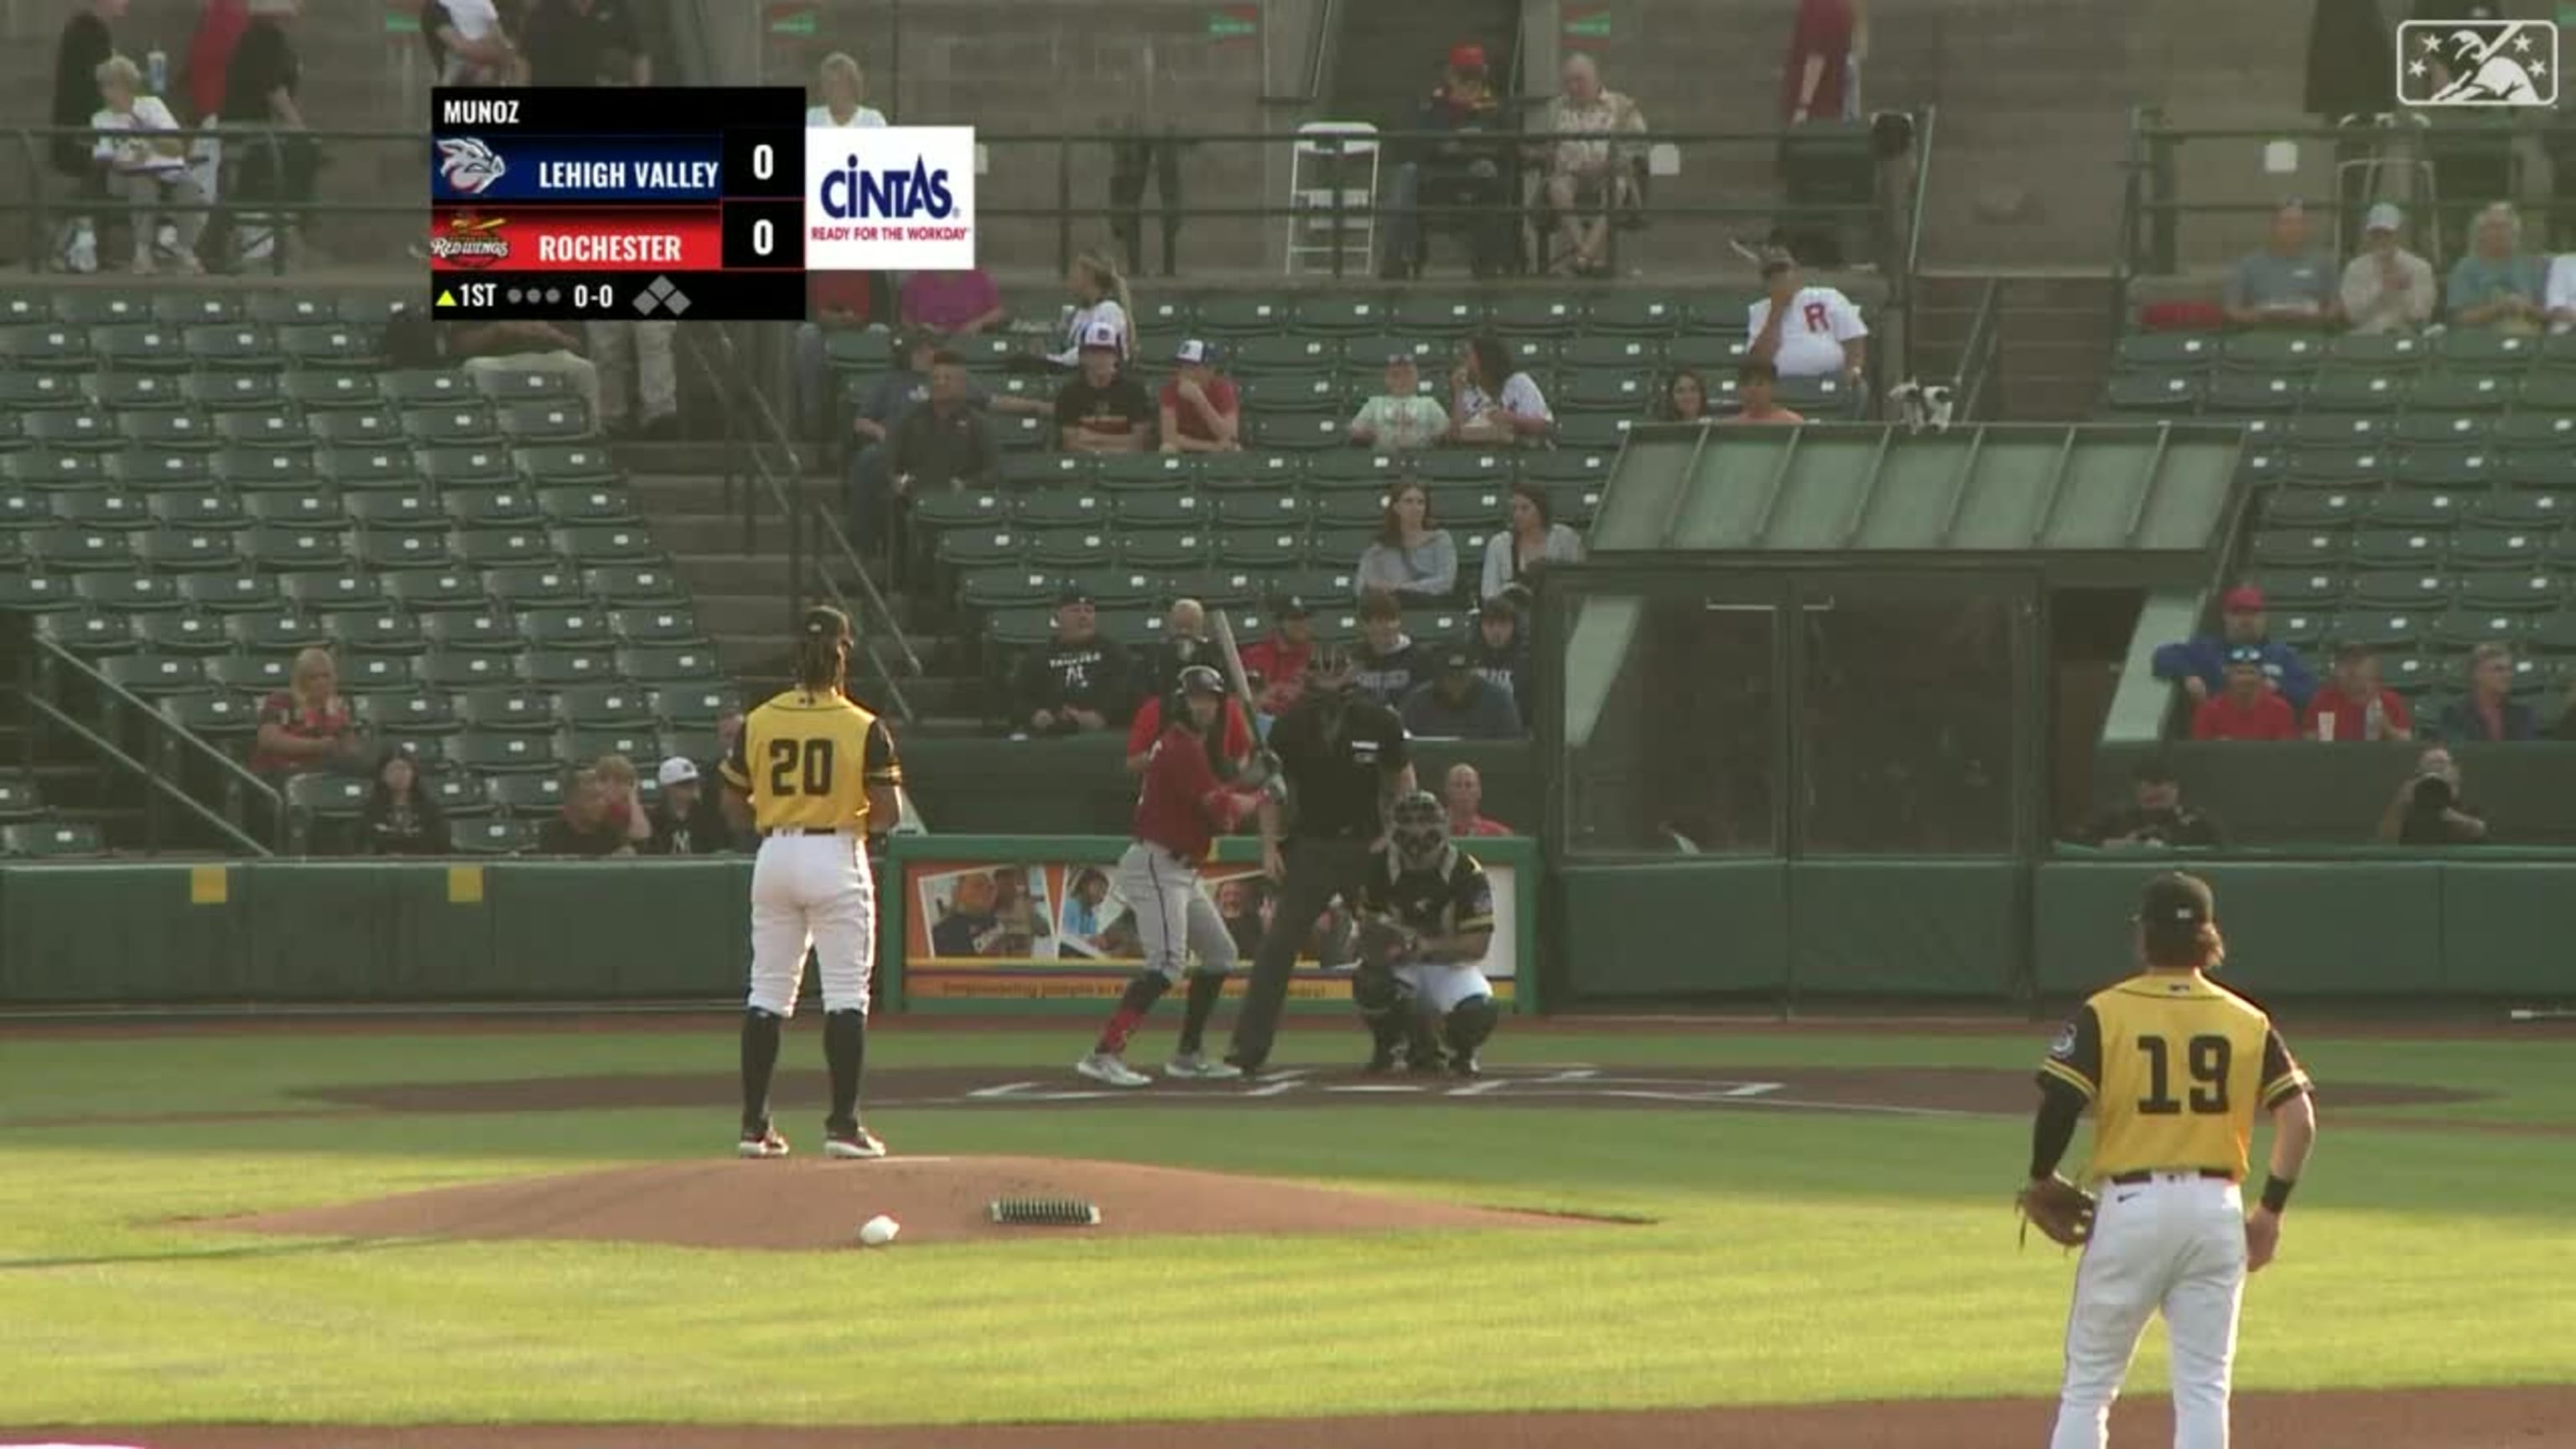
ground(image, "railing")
xmin=14 ymin=636 xmax=282 ymax=857
xmin=1895 ymin=104 xmax=1940 ymax=389
xmin=1952 ymin=277 xmax=2005 ymax=423
xmin=676 ymin=321 xmax=922 ymax=721
xmin=1256 ymin=0 xmax=1341 ymax=109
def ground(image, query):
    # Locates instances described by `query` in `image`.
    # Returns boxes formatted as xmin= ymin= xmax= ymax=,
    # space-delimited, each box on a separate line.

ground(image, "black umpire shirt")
xmin=522 ymin=0 xmax=647 ymax=88
xmin=1268 ymin=694 xmax=1410 ymax=842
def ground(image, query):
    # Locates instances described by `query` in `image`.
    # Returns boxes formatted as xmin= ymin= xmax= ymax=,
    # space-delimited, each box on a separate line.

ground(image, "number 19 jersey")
xmin=719 ymin=688 xmax=901 ymax=834
xmin=2038 ymin=972 xmax=2311 ymax=1185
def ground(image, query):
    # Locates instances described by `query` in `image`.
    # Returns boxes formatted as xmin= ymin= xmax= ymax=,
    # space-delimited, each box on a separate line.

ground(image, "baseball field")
xmin=1 ymin=1013 xmax=2570 ymax=1447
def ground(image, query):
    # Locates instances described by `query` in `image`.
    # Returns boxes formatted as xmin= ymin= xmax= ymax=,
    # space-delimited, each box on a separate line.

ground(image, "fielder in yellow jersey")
xmin=2028 ymin=872 xmax=2318 ymax=1449
xmin=717 ymin=606 xmax=904 ymax=1162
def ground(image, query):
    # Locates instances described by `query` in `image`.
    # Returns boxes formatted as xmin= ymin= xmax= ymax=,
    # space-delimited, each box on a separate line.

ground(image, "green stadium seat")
xmin=2394 ymin=446 xmax=2497 ymax=490
xmin=1561 ymin=336 xmax=1664 ymax=371
xmin=1236 ymin=374 xmax=1340 ymax=413
xmin=1198 ymin=450 xmax=1301 ymax=490
xmin=452 ymin=816 xmax=539 ymax=854
xmin=2347 ymin=569 xmax=2449 ymax=608
xmin=1119 ymin=531 xmax=1207 ymax=570
xmin=2342 ymin=607 xmax=2438 ymax=650
xmin=1501 ymin=335 xmax=1558 ymax=371
xmin=995 ymin=412 xmax=1050 ymax=450
xmin=458 ymin=527 xmax=557 ymax=568
xmin=2247 ymin=568 xmax=2345 ymax=609
xmin=383 ymin=370 xmax=472 ymax=408
xmin=216 ymin=445 xmax=319 ymax=491
xmin=1002 ymin=453 xmax=1093 ymax=489
xmin=2203 ymin=372 xmax=2303 ymax=413
xmin=447 ymin=487 xmax=543 ymax=528
xmin=0 ymin=774 xmax=39 ymax=823
xmin=654 ymin=685 xmax=735 ymax=728
xmin=2217 ymin=332 xmax=2326 ymax=373
xmin=1306 ymin=451 xmax=1401 ymax=489
xmin=913 ymin=487 xmax=1009 ymax=533
xmin=2368 ymin=489 xmax=2475 ymax=529
xmin=187 ymin=371 xmax=291 ymax=413
xmin=162 ymin=690 xmax=259 ymax=746
xmin=557 ymin=683 xmax=656 ymax=729
xmin=403 ymin=404 xmax=502 ymax=447
xmin=2303 ymin=370 xmax=2409 ymax=413
xmin=2432 ymin=606 xmax=2528 ymax=649
xmin=247 ymin=523 xmax=352 ymax=571
xmin=26 ymin=408 xmax=120 ymax=451
xmin=0 ymin=573 xmax=77 ymax=611
xmin=224 ymin=606 xmax=327 ymax=653
xmin=521 ymin=606 xmax=615 ymax=650
xmin=459 ymin=685 xmax=559 ymax=734
xmin=1665 ymin=335 xmax=1749 ymax=373
xmin=535 ymin=485 xmax=638 ymax=525
xmin=1114 ymin=491 xmax=1212 ymax=531
xmin=179 ymin=322 xmax=280 ymax=369
xmin=2250 ymin=528 xmax=2347 ymax=567
xmin=2470 ymin=489 xmax=2571 ymax=527
xmin=1215 ymin=492 xmax=1311 ymax=528
xmin=0 ymin=323 xmax=97 ymax=369
xmin=210 ymin=408 xmax=318 ymax=449
xmin=108 ymin=444 xmax=216 ymax=491
xmin=1135 ymin=293 xmax=1197 ymax=334
xmin=565 ymin=725 xmax=658 ymax=766
xmin=283 ymin=572 xmax=388 ymax=610
xmin=937 ymin=525 xmax=1026 ymax=569
xmin=1195 ymin=296 xmax=1294 ymax=335
xmin=959 ymin=565 xmax=1055 ymax=611
xmin=1489 ymin=294 xmax=1584 ymax=334
xmin=470 ymin=366 xmax=577 ymax=403
xmin=2283 ymin=413 xmax=2387 ymax=448
xmin=1344 ymin=335 xmax=1439 ymax=371
xmin=2350 ymin=527 xmax=2445 ymax=568
xmin=340 ymin=654 xmax=419 ymax=693
xmin=96 ymin=372 xmax=185 ymax=412
xmin=345 ymin=489 xmax=439 ymax=528
xmin=2438 ymin=329 xmax=2537 ymax=371
xmin=552 ymin=525 xmax=657 ymax=563
xmin=2279 ymin=449 xmax=2389 ymax=488
xmin=180 ymin=573 xmax=283 ymax=613
xmin=384 ymin=571 xmax=486 ymax=615
xmin=1015 ymin=490 xmax=1112 ymax=529
xmin=151 ymin=487 xmax=247 ymax=530
xmin=1214 ymin=528 xmax=1302 ymax=569
xmin=1292 ymin=295 xmax=1388 ymax=335
xmin=120 ymin=411 xmax=223 ymax=455
xmin=0 ymin=371 xmax=86 ymax=411
xmin=2099 ymin=368 xmax=2194 ymax=413
xmin=246 ymin=490 xmax=349 ymax=528
xmin=486 ymin=564 xmax=584 ymax=605
xmin=1553 ymin=415 xmax=1632 ymax=452
xmin=1093 ymin=606 xmax=1161 ymax=649
xmin=423 ymin=768 xmax=489 ymax=815
xmin=618 ymin=643 xmax=721 ymax=683
xmin=2384 ymin=652 xmax=2459 ymax=697
xmin=1164 ymin=566 xmax=1261 ymax=608
xmin=2388 ymin=412 xmax=2483 ymax=447
xmin=497 ymin=400 xmax=592 ymax=442
xmin=2449 ymin=527 xmax=2550 ymax=568
xmin=1560 ymin=371 xmax=1654 ymax=413
xmin=278 ymin=322 xmax=382 ymax=367
xmin=0 ymin=288 xmax=52 ymax=323
xmin=1026 ymin=527 xmax=1115 ymax=569
xmin=99 ymin=652 xmax=207 ymax=696
xmin=2114 ymin=333 xmax=2218 ymax=371
xmin=94 ymin=322 xmax=190 ymax=371
xmin=582 ymin=564 xmax=683 ymax=605
xmin=2326 ymin=331 xmax=2429 ymax=369
xmin=55 ymin=488 xmax=150 ymax=532
xmin=141 ymin=526 xmax=243 ymax=573
xmin=0 ymin=821 xmax=105 ymax=858
xmin=1246 ymin=413 xmax=1347 ymax=451
xmin=523 ymin=648 xmax=617 ymax=688
xmin=606 ymin=605 xmax=696 ymax=645
xmin=1308 ymin=489 xmax=1386 ymax=527
xmin=424 ymin=647 xmax=525 ymax=690
xmin=1544 ymin=480 xmax=1603 ymax=526
xmin=2408 ymin=373 xmax=2515 ymax=412
xmin=1584 ymin=294 xmax=1686 ymax=335
xmin=36 ymin=526 xmax=135 ymax=572
xmin=0 ymin=485 xmax=44 ymax=527
xmin=35 ymin=609 xmax=136 ymax=655
xmin=206 ymin=652 xmax=293 ymax=693
xmin=454 ymin=730 xmax=558 ymax=775
xmin=986 ymin=607 xmax=1053 ymax=651
xmin=419 ymin=447 xmax=520 ymax=489
xmin=1062 ymin=565 xmax=1157 ymax=608
xmin=1231 ymin=335 xmax=1338 ymax=373
xmin=284 ymin=370 xmax=386 ymax=413
xmin=1310 ymin=522 xmax=1382 ymax=561
xmin=1389 ymin=293 xmax=1485 ymax=335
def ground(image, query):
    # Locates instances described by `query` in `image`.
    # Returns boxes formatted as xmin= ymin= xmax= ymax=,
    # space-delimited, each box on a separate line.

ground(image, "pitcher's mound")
xmin=205 ymin=1156 xmax=1612 ymax=1251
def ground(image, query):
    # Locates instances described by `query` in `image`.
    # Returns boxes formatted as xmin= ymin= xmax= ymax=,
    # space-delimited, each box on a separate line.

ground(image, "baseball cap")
xmin=2222 ymin=584 xmax=2266 ymax=612
xmin=1057 ymin=581 xmax=1095 ymax=607
xmin=2136 ymin=871 xmax=2215 ymax=936
xmin=1079 ymin=319 xmax=1124 ymax=352
xmin=1440 ymin=647 xmax=1473 ymax=673
xmin=2132 ymin=755 xmax=2178 ymax=785
xmin=2225 ymin=644 xmax=2265 ymax=666
xmin=1177 ymin=664 xmax=1225 ymax=696
xmin=1386 ymin=350 xmax=1419 ymax=366
xmin=1758 ymin=247 xmax=1798 ymax=275
xmin=1449 ymin=42 xmax=1486 ymax=72
xmin=2364 ymin=201 xmax=2405 ymax=234
xmin=657 ymin=756 xmax=699 ymax=788
xmin=802 ymin=605 xmax=851 ymax=641
xmin=1174 ymin=339 xmax=1212 ymax=365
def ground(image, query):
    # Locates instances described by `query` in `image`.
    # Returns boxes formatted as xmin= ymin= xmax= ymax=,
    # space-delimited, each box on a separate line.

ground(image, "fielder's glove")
xmin=2016 ymin=1175 xmax=2096 ymax=1250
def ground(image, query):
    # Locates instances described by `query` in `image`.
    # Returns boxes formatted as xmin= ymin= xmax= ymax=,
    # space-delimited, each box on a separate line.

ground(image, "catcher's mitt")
xmin=2017 ymin=1175 xmax=2096 ymax=1249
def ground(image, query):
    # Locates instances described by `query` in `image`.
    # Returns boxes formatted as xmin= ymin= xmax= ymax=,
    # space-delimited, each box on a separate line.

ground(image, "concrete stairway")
xmin=1908 ymin=271 xmax=2118 ymax=423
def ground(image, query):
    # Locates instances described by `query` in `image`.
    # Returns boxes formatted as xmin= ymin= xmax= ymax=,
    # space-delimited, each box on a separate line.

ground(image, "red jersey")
xmin=1239 ymin=634 xmax=1313 ymax=714
xmin=1126 ymin=693 xmax=1253 ymax=763
xmin=2192 ymin=691 xmax=2297 ymax=741
xmin=1132 ymin=724 xmax=1247 ymax=863
xmin=1453 ymin=813 xmax=1511 ymax=837
xmin=1782 ymin=0 xmax=1854 ymax=122
xmin=2302 ymin=686 xmax=2411 ymax=742
xmin=250 ymin=689 xmax=353 ymax=776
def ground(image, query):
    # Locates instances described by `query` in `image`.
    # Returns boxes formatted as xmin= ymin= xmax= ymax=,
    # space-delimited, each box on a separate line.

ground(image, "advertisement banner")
xmin=886 ymin=837 xmax=1535 ymax=1011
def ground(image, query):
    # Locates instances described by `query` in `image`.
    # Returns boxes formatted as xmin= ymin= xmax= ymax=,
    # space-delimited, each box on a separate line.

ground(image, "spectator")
xmin=1479 ymin=481 xmax=1584 ymax=602
xmin=2075 ymin=756 xmax=2226 ymax=849
xmin=250 ymin=646 xmax=359 ymax=780
xmin=1159 ymin=340 xmax=1241 ymax=454
xmin=2191 ymin=646 xmax=2299 ymax=741
xmin=2304 ymin=641 xmax=2412 ymax=742
xmin=847 ymin=329 xmax=947 ymax=496
xmin=1239 ymin=595 xmax=1317 ymax=719
xmin=2344 ymin=202 xmax=2436 ymax=336
xmin=1380 ymin=42 xmax=1511 ymax=280
xmin=2377 ymin=745 xmax=2489 ymax=845
xmin=1532 ymin=52 xmax=1648 ymax=277
xmin=804 ymin=49 xmax=885 ymax=127
xmin=89 ymin=54 xmax=207 ymax=275
xmin=1011 ymin=584 xmax=1136 ymax=735
xmin=519 ymin=0 xmax=647 ymax=88
xmin=423 ymin=0 xmax=519 ymax=85
xmin=1444 ymin=761 xmax=1512 ymax=836
xmin=587 ymin=317 xmax=678 ymax=439
xmin=591 ymin=753 xmax=657 ymax=850
xmin=901 ymin=264 xmax=1005 ymax=337
xmin=1655 ymin=367 xmax=1713 ymax=422
xmin=445 ymin=320 xmax=603 ymax=423
xmin=356 ymin=745 xmax=448 ymax=856
xmin=1729 ymin=357 xmax=1805 ymax=423
xmin=792 ymin=267 xmax=876 ymax=445
xmin=2447 ymin=201 xmax=2547 ymax=334
xmin=1450 ymin=335 xmax=1555 ymax=446
xmin=540 ymin=769 xmax=635 ymax=857
xmin=1061 ymin=868 xmax=1112 ymax=944
xmin=1349 ymin=589 xmax=1425 ymax=708
xmin=876 ymin=348 xmax=998 ymax=561
xmin=647 ymin=756 xmax=728 ymax=855
xmin=1216 ymin=875 xmax=1267 ymax=957
xmin=184 ymin=0 xmax=250 ymax=122
xmin=221 ymin=0 xmax=315 ymax=271
xmin=2222 ymin=200 xmax=2337 ymax=329
xmin=1748 ymin=249 xmax=1867 ymax=384
xmin=2435 ymin=641 xmax=2541 ymax=741
xmin=1036 ymin=249 xmax=1135 ymax=371
xmin=1055 ymin=320 xmax=1154 ymax=453
xmin=1355 ymin=481 xmax=1459 ymax=601
xmin=932 ymin=871 xmax=1003 ymax=956
xmin=1782 ymin=0 xmax=1859 ymax=128
xmin=49 ymin=0 xmax=122 ymax=270
xmin=2151 ymin=583 xmax=2318 ymax=710
xmin=1401 ymin=648 xmax=1524 ymax=739
xmin=1141 ymin=596 xmax=1221 ymax=702
xmin=991 ymin=868 xmax=1051 ymax=956
xmin=1348 ymin=352 xmax=1451 ymax=451
xmin=1467 ymin=592 xmax=1532 ymax=709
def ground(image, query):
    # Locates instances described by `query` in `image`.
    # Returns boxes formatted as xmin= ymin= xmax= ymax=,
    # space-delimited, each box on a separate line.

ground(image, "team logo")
xmin=428 ymin=213 xmax=511 ymax=268
xmin=436 ymin=137 xmax=509 ymax=195
xmin=2396 ymin=19 xmax=2558 ymax=107
xmin=803 ymin=126 xmax=977 ymax=273
xmin=2048 ymin=1021 xmax=2078 ymax=1060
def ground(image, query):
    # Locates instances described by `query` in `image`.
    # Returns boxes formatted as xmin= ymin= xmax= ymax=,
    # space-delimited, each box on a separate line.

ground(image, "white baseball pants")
xmin=747 ymin=833 xmax=875 ymax=1017
xmin=1114 ymin=842 xmax=1236 ymax=984
xmin=2050 ymin=1172 xmax=2248 ymax=1449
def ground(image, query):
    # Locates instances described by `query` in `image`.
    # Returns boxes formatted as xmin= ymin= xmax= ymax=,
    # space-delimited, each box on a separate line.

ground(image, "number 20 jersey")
xmin=2038 ymin=972 xmax=2311 ymax=1185
xmin=719 ymin=688 xmax=902 ymax=834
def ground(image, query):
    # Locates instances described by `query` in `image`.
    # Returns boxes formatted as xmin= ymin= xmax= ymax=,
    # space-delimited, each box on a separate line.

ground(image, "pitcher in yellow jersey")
xmin=2028 ymin=872 xmax=2319 ymax=1449
xmin=718 ymin=606 xmax=905 ymax=1161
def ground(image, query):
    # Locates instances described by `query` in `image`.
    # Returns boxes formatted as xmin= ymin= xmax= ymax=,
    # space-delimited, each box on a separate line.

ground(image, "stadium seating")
xmin=0 ymin=290 xmax=732 ymax=854
xmin=2102 ymin=325 xmax=2576 ymax=718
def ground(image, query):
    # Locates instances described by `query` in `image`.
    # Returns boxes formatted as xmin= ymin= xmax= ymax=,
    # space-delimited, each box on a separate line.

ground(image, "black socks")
xmin=1176 ymin=970 xmax=1227 ymax=1055
xmin=740 ymin=1008 xmax=783 ymax=1134
xmin=823 ymin=1009 xmax=867 ymax=1135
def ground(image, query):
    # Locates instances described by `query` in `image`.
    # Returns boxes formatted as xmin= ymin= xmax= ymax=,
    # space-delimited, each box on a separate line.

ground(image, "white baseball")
xmin=858 ymin=1214 xmax=901 ymax=1246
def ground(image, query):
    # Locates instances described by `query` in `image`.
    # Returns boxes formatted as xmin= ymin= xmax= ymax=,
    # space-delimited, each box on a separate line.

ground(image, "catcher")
xmin=1349 ymin=790 xmax=1498 ymax=1078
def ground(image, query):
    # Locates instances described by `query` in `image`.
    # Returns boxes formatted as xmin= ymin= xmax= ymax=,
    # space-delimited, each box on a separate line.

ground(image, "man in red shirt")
xmin=2303 ymin=641 xmax=2412 ymax=742
xmin=1078 ymin=667 xmax=1277 ymax=1087
xmin=1782 ymin=0 xmax=1858 ymax=126
xmin=1239 ymin=595 xmax=1317 ymax=720
xmin=1158 ymin=340 xmax=1241 ymax=453
xmin=1124 ymin=683 xmax=1254 ymax=775
xmin=1443 ymin=761 xmax=1511 ymax=836
xmin=2193 ymin=647 xmax=2298 ymax=740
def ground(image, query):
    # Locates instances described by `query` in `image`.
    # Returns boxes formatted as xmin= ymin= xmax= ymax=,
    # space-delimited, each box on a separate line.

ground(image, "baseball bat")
xmin=1211 ymin=611 xmax=1259 ymax=720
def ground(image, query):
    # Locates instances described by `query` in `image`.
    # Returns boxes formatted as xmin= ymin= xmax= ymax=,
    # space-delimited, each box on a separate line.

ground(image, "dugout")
xmin=1538 ymin=420 xmax=2251 ymax=1008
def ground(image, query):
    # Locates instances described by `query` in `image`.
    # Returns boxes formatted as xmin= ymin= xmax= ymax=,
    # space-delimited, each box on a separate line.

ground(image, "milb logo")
xmin=804 ymin=127 xmax=977 ymax=269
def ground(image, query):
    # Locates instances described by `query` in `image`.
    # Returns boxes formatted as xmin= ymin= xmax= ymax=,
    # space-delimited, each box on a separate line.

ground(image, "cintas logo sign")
xmin=804 ymin=126 xmax=977 ymax=272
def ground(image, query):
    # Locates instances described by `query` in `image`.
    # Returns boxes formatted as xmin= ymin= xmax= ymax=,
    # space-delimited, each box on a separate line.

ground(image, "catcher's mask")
xmin=1305 ymin=642 xmax=1358 ymax=702
xmin=1388 ymin=789 xmax=1448 ymax=872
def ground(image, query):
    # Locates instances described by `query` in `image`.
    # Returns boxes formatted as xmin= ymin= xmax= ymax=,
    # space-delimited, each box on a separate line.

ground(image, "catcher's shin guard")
xmin=1443 ymin=998 xmax=1498 ymax=1058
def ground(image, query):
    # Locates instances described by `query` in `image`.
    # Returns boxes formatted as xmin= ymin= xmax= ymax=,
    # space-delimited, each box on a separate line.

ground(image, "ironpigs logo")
xmin=436 ymin=137 xmax=508 ymax=195
xmin=428 ymin=213 xmax=511 ymax=268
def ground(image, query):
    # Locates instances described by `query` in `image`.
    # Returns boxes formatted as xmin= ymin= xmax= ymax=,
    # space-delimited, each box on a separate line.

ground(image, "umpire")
xmin=1224 ymin=644 xmax=1415 ymax=1075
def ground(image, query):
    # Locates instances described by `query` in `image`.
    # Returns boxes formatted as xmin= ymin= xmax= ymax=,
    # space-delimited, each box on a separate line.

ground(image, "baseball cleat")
xmin=1222 ymin=1052 xmax=1266 ymax=1079
xmin=1363 ymin=1048 xmax=1400 ymax=1075
xmin=1406 ymin=1052 xmax=1449 ymax=1077
xmin=738 ymin=1126 xmax=790 ymax=1159
xmin=1162 ymin=1052 xmax=1241 ymax=1081
xmin=1448 ymin=1053 xmax=1483 ymax=1079
xmin=823 ymin=1126 xmax=888 ymax=1160
xmin=1077 ymin=1052 xmax=1154 ymax=1088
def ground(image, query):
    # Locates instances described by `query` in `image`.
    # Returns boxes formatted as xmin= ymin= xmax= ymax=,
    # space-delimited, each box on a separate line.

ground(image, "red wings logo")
xmin=428 ymin=213 xmax=511 ymax=269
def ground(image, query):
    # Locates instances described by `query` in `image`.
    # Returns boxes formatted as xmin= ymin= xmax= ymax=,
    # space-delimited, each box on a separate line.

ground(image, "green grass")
xmin=0 ymin=1026 xmax=2568 ymax=1426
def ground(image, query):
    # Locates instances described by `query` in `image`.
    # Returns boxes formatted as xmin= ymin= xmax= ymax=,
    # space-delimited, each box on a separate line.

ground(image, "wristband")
xmin=2259 ymin=1176 xmax=2294 ymax=1213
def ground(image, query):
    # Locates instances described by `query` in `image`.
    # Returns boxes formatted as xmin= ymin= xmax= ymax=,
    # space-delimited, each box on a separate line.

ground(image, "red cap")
xmin=2221 ymin=584 xmax=2265 ymax=612
xmin=1449 ymin=43 xmax=1487 ymax=73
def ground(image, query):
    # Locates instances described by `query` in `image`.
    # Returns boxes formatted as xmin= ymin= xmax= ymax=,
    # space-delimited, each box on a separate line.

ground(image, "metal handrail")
xmin=18 ymin=636 xmax=282 ymax=856
xmin=675 ymin=322 xmax=921 ymax=719
xmin=1895 ymin=105 xmax=1940 ymax=386
xmin=1258 ymin=0 xmax=1341 ymax=107
xmin=1953 ymin=278 xmax=2005 ymax=423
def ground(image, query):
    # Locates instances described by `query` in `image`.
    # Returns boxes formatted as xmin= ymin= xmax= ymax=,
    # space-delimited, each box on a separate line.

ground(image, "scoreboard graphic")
xmin=427 ymin=86 xmax=807 ymax=323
